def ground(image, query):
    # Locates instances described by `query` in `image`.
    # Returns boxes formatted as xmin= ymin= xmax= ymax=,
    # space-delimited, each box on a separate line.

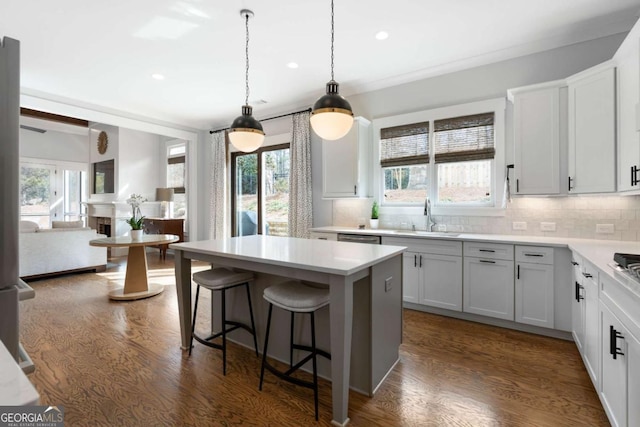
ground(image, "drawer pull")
xmin=478 ymin=249 xmax=495 ymax=253
xmin=479 ymin=259 xmax=496 ymax=264
xmin=575 ymin=282 xmax=584 ymax=301
xmin=582 ymin=272 xmax=592 ymax=279
xmin=610 ymin=325 xmax=625 ymax=360
xmin=571 ymin=261 xmax=579 ymax=266
xmin=524 ymin=253 xmax=543 ymax=257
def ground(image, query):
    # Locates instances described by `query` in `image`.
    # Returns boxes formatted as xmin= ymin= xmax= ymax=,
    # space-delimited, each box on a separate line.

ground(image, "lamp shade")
xmin=156 ymin=187 xmax=174 ymax=202
xmin=229 ymin=105 xmax=265 ymax=152
xmin=310 ymin=80 xmax=354 ymax=140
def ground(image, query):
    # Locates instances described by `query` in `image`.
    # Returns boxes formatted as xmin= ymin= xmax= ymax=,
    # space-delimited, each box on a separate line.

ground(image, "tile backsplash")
xmin=332 ymin=196 xmax=640 ymax=241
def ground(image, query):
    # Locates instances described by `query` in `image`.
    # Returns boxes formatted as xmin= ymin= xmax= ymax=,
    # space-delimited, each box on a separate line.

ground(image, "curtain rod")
xmin=209 ymin=108 xmax=311 ymax=134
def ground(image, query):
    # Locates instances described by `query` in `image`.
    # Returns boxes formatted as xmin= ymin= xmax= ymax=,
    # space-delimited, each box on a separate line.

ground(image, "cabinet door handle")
xmin=517 ymin=264 xmax=520 ymax=279
xmin=568 ymin=176 xmax=573 ymax=191
xmin=516 ymin=179 xmax=519 ymax=193
xmin=419 ymin=255 xmax=423 ymax=268
xmin=414 ymin=254 xmax=417 ymax=268
xmin=571 ymin=261 xmax=579 ymax=266
xmin=479 ymin=259 xmax=495 ymax=264
xmin=631 ymin=166 xmax=639 ymax=186
xmin=582 ymin=272 xmax=592 ymax=278
xmin=524 ymin=253 xmax=543 ymax=257
xmin=610 ymin=325 xmax=625 ymax=360
xmin=575 ymin=281 xmax=584 ymax=301
xmin=478 ymin=249 xmax=495 ymax=253
xmin=354 ymin=185 xmax=357 ymax=195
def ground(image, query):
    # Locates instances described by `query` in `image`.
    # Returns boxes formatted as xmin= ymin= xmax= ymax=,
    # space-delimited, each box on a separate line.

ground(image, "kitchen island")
xmin=171 ymin=235 xmax=405 ymax=426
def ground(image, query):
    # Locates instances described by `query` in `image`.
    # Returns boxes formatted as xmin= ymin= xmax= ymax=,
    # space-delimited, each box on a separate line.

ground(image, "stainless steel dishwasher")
xmin=337 ymin=233 xmax=381 ymax=244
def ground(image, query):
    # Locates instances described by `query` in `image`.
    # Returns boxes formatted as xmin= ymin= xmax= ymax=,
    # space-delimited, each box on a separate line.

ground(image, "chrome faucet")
xmin=424 ymin=197 xmax=435 ymax=231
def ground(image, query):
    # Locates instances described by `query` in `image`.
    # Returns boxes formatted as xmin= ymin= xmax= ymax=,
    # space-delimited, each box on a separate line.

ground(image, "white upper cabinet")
xmin=614 ymin=18 xmax=640 ymax=192
xmin=567 ymin=63 xmax=616 ymax=194
xmin=509 ymin=82 xmax=563 ymax=195
xmin=322 ymin=117 xmax=371 ymax=198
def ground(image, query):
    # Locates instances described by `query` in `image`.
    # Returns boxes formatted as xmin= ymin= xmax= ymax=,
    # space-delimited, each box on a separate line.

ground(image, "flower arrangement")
xmin=125 ymin=193 xmax=147 ymax=230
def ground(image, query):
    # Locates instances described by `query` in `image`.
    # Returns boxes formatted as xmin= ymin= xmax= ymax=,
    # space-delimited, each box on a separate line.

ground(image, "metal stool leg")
xmin=310 ymin=311 xmax=319 ymax=421
xmin=189 ymin=285 xmax=201 ymax=357
xmin=221 ymin=288 xmax=227 ymax=375
xmin=290 ymin=311 xmax=295 ymax=367
xmin=259 ymin=303 xmax=274 ymax=391
xmin=245 ymin=282 xmax=259 ymax=357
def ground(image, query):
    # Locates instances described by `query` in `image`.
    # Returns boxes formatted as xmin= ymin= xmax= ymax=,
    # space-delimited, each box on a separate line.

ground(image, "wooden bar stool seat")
xmin=259 ymin=281 xmax=331 ymax=421
xmin=189 ymin=268 xmax=259 ymax=375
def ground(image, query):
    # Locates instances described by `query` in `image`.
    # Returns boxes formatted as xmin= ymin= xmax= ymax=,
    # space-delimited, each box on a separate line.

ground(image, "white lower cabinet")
xmin=419 ymin=253 xmax=463 ymax=311
xmin=463 ymin=242 xmax=515 ymax=320
xmin=571 ymin=254 xmax=585 ymax=352
xmin=402 ymin=251 xmax=421 ymax=304
xmin=599 ymin=273 xmax=640 ymax=427
xmin=582 ymin=262 xmax=600 ymax=387
xmin=384 ymin=237 xmax=462 ymax=310
xmin=309 ymin=231 xmax=337 ymax=241
xmin=600 ymin=302 xmax=629 ymax=427
xmin=515 ymin=246 xmax=555 ymax=328
xmin=463 ymin=257 xmax=514 ymax=320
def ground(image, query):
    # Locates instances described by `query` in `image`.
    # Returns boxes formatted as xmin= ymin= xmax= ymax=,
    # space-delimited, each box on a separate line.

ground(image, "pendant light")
xmin=310 ymin=0 xmax=354 ymax=141
xmin=229 ymin=9 xmax=265 ymax=153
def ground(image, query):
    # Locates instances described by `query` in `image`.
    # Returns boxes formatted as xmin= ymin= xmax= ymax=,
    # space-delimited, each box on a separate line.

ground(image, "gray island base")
xmin=171 ymin=235 xmax=405 ymax=426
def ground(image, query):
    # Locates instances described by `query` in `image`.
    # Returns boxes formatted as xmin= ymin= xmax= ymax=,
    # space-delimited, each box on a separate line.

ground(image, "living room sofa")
xmin=19 ymin=221 xmax=107 ymax=279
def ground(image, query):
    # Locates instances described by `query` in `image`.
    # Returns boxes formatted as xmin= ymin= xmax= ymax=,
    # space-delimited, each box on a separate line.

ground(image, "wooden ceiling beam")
xmin=20 ymin=108 xmax=89 ymax=127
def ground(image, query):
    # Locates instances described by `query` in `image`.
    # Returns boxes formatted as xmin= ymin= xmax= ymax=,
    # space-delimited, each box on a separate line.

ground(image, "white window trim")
xmin=20 ymin=157 xmax=89 ymax=225
xmin=372 ymin=97 xmax=506 ymax=217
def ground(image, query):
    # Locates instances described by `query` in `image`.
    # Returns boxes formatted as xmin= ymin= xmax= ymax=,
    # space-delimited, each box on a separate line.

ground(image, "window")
xmin=20 ymin=160 xmax=87 ymax=227
xmin=231 ymin=144 xmax=290 ymax=237
xmin=374 ymin=98 xmax=505 ymax=213
xmin=434 ymin=113 xmax=494 ymax=205
xmin=380 ymin=122 xmax=429 ymax=204
xmin=167 ymin=143 xmax=187 ymax=219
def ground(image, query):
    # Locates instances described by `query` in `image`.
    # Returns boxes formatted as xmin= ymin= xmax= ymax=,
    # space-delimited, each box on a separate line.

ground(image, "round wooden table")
xmin=90 ymin=234 xmax=179 ymax=301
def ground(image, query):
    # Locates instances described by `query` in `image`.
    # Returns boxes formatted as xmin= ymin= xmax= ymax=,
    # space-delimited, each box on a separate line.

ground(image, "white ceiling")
xmin=3 ymin=0 xmax=640 ymax=131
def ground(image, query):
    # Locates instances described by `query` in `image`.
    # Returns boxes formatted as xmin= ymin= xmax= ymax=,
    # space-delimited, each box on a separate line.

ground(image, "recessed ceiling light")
xmin=375 ymin=31 xmax=389 ymax=40
xmin=151 ymin=73 xmax=165 ymax=80
xmin=287 ymin=62 xmax=299 ymax=69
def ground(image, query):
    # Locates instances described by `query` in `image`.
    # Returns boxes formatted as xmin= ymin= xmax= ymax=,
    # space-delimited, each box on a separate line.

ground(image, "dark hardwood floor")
xmin=19 ymin=252 xmax=608 ymax=426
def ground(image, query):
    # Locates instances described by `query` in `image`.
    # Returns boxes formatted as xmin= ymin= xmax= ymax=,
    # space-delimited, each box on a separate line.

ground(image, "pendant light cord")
xmin=330 ymin=0 xmax=335 ymax=81
xmin=245 ymin=12 xmax=250 ymax=106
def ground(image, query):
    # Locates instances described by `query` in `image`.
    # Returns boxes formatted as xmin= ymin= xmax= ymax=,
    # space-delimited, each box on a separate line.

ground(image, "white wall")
xmin=118 ymin=128 xmax=161 ymax=202
xmin=20 ymin=128 xmax=89 ymax=163
xmin=199 ymin=33 xmax=628 ymax=239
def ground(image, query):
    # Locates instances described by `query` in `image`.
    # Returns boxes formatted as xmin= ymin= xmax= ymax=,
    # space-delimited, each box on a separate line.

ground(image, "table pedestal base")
xmin=109 ymin=283 xmax=165 ymax=301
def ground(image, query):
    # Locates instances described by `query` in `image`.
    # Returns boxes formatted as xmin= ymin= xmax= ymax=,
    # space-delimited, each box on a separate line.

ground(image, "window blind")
xmin=434 ymin=112 xmax=495 ymax=163
xmin=380 ymin=122 xmax=429 ymax=167
xmin=167 ymin=155 xmax=186 ymax=194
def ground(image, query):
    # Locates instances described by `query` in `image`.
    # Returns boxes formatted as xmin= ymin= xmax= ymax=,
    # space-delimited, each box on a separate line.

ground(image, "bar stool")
xmin=189 ymin=268 xmax=259 ymax=375
xmin=259 ymin=281 xmax=331 ymax=421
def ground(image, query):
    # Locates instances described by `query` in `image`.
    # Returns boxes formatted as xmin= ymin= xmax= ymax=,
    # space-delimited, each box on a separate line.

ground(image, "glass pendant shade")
xmin=229 ymin=106 xmax=265 ymax=153
xmin=311 ymin=80 xmax=354 ymax=140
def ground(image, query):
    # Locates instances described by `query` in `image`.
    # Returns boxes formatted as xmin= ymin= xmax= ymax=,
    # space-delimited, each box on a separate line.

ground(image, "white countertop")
xmin=0 ymin=342 xmax=39 ymax=405
xmin=170 ymin=235 xmax=406 ymax=276
xmin=311 ymin=226 xmax=640 ymax=300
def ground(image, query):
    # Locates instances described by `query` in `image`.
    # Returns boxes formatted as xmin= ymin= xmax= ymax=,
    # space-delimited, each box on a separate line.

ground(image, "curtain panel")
xmin=288 ymin=111 xmax=312 ymax=238
xmin=209 ymin=130 xmax=227 ymax=239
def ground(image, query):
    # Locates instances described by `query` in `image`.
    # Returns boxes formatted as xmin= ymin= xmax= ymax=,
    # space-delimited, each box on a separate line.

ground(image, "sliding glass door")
xmin=232 ymin=144 xmax=290 ymax=237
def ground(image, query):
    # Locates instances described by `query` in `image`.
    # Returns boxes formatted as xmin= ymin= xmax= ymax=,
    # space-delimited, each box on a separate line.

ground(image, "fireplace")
xmin=96 ymin=217 xmax=111 ymax=237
